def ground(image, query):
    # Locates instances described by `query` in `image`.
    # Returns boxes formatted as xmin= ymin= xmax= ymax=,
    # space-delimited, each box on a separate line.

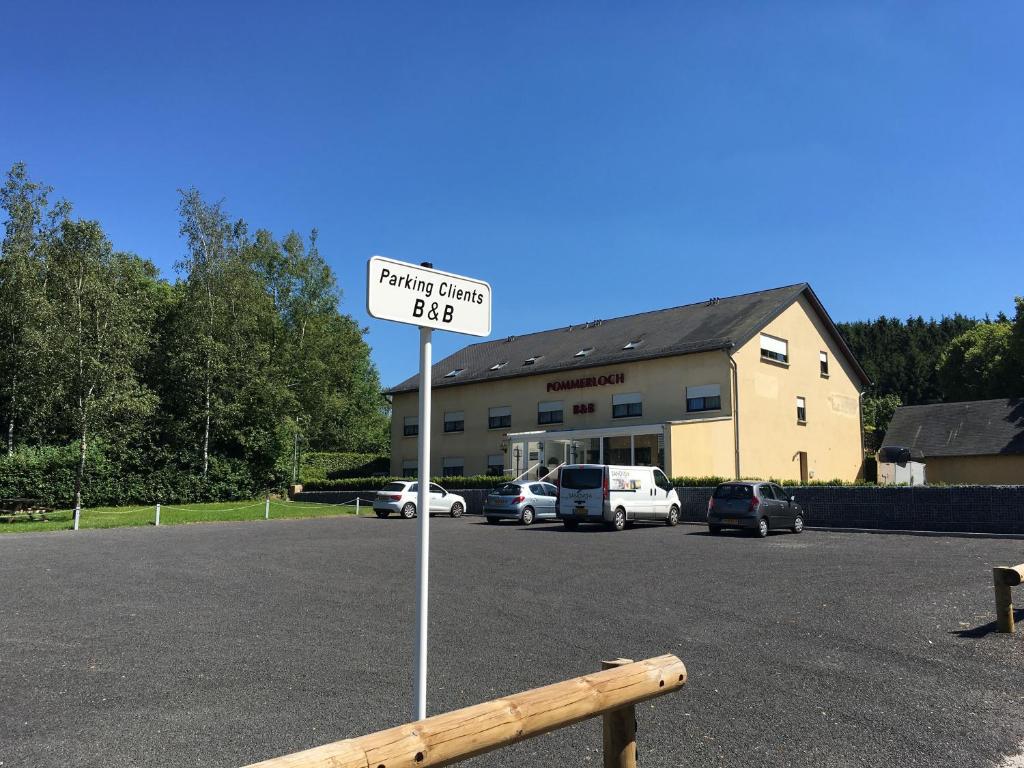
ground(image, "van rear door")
xmin=559 ymin=466 xmax=605 ymax=520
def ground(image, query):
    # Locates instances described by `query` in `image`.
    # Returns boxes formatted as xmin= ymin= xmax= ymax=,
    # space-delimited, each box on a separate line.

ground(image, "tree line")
xmin=0 ymin=163 xmax=389 ymax=507
xmin=838 ymin=302 xmax=1024 ymax=442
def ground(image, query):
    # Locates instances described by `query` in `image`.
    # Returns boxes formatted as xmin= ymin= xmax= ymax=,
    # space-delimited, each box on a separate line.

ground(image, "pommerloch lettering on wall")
xmin=547 ymin=373 xmax=625 ymax=392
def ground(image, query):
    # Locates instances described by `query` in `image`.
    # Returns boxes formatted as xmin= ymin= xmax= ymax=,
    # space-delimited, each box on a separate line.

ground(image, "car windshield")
xmin=714 ymin=484 xmax=753 ymax=499
xmin=382 ymin=482 xmax=406 ymax=492
xmin=561 ymin=467 xmax=603 ymax=490
xmin=494 ymin=483 xmax=522 ymax=496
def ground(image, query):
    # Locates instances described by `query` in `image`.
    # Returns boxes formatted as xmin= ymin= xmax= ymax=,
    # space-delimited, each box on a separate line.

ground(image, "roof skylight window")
xmin=444 ymin=368 xmax=465 ymax=378
xmin=489 ymin=361 xmax=509 ymax=371
xmin=523 ymin=356 xmax=542 ymax=366
xmin=623 ymin=339 xmax=644 ymax=350
xmin=574 ymin=347 xmax=594 ymax=357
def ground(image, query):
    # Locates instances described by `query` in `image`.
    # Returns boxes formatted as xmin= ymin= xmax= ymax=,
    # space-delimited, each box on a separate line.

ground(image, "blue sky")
xmin=3 ymin=2 xmax=1022 ymax=387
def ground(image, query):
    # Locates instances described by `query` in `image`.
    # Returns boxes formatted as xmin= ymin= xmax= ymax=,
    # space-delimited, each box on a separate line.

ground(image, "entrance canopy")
xmin=505 ymin=423 xmax=666 ymax=478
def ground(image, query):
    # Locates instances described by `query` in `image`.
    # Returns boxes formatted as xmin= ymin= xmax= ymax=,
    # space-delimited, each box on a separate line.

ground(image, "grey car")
xmin=706 ymin=481 xmax=804 ymax=537
xmin=483 ymin=481 xmax=557 ymax=525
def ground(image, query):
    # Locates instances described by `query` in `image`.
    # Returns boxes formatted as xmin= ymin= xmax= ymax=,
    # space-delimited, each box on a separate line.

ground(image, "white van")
xmin=555 ymin=464 xmax=680 ymax=531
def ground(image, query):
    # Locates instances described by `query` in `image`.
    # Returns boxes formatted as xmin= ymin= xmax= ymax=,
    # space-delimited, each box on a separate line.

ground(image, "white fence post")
xmin=155 ymin=503 xmax=161 ymax=526
xmin=265 ymin=497 xmax=270 ymax=519
xmin=73 ymin=505 xmax=80 ymax=531
xmin=356 ymin=497 xmax=361 ymax=516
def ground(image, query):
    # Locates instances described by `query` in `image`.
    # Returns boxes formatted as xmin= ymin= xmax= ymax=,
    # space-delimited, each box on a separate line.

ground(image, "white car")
xmin=372 ymin=481 xmax=467 ymax=519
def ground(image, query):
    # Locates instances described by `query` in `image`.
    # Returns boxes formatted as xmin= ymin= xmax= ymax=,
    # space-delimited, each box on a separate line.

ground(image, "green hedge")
xmin=299 ymin=452 xmax=390 ymax=482
xmin=0 ymin=444 xmax=272 ymax=508
xmin=301 ymin=474 xmax=882 ymax=491
xmin=302 ymin=475 xmax=515 ymax=491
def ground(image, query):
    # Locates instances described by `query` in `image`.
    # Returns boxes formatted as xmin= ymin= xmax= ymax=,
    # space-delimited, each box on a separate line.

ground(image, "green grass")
xmin=0 ymin=498 xmax=367 ymax=534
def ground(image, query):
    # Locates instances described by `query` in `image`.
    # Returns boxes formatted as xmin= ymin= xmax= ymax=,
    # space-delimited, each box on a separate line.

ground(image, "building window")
xmin=489 ymin=361 xmax=508 ymax=371
xmin=403 ymin=416 xmax=418 ymax=437
xmin=760 ymin=334 xmax=789 ymax=364
xmin=488 ymin=406 xmax=512 ymax=430
xmin=574 ymin=347 xmax=594 ymax=357
xmin=442 ymin=457 xmax=464 ymax=477
xmin=820 ymin=351 xmax=829 ymax=377
xmin=487 ymin=454 xmax=505 ymax=476
xmin=623 ymin=338 xmax=644 ymax=350
xmin=444 ymin=368 xmax=464 ymax=378
xmin=443 ymin=411 xmax=464 ymax=433
xmin=523 ymin=356 xmax=542 ymax=366
xmin=612 ymin=392 xmax=643 ymax=419
xmin=686 ymin=384 xmax=722 ymax=413
xmin=796 ymin=396 xmax=807 ymax=423
xmin=401 ymin=460 xmax=417 ymax=477
xmin=538 ymin=400 xmax=563 ymax=425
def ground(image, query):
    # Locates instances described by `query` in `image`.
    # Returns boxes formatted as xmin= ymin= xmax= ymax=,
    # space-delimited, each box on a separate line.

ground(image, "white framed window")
xmin=486 ymin=454 xmax=505 ymax=476
xmin=796 ymin=396 xmax=807 ymax=423
xmin=760 ymin=334 xmax=789 ymax=364
xmin=612 ymin=392 xmax=643 ymax=418
xmin=444 ymin=368 xmax=464 ymax=378
xmin=401 ymin=460 xmax=418 ymax=477
xmin=820 ymin=351 xmax=829 ymax=377
xmin=488 ymin=406 xmax=511 ymax=429
xmin=538 ymin=400 xmax=563 ymax=425
xmin=489 ymin=361 xmax=508 ymax=371
xmin=442 ymin=457 xmax=464 ymax=477
xmin=574 ymin=347 xmax=594 ymax=357
xmin=686 ymin=384 xmax=721 ymax=413
xmin=443 ymin=410 xmax=464 ymax=433
xmin=403 ymin=416 xmax=418 ymax=437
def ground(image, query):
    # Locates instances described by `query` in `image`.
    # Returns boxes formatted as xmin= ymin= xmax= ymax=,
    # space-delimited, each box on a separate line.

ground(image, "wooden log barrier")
xmin=994 ymin=564 xmax=1024 ymax=633
xmin=243 ymin=654 xmax=686 ymax=768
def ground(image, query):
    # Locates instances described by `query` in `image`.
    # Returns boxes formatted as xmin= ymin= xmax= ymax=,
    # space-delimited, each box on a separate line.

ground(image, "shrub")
xmin=302 ymin=474 xmax=514 ymax=491
xmin=299 ymin=452 xmax=390 ymax=482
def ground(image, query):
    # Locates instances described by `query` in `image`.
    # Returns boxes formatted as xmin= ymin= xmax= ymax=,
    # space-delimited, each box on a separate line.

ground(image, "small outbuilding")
xmin=881 ymin=398 xmax=1024 ymax=485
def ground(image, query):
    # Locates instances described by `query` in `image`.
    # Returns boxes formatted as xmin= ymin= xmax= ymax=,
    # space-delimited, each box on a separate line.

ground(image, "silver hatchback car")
xmin=483 ymin=481 xmax=557 ymax=525
xmin=373 ymin=481 xmax=467 ymax=519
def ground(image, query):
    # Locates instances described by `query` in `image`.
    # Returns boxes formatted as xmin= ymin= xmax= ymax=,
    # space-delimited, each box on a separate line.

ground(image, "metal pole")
xmin=155 ymin=503 xmax=160 ymax=526
xmin=415 ymin=325 xmax=432 ymax=720
xmin=265 ymin=497 xmax=270 ymax=520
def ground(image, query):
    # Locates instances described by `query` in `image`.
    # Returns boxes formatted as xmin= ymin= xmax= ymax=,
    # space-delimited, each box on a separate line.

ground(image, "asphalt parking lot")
xmin=2 ymin=516 xmax=1023 ymax=768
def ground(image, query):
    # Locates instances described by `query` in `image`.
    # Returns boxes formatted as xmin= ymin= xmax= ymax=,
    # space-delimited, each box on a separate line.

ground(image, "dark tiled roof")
xmin=388 ymin=282 xmax=869 ymax=394
xmin=882 ymin=398 xmax=1024 ymax=457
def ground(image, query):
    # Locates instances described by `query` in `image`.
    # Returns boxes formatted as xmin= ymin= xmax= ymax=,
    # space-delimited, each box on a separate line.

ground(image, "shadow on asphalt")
xmin=951 ymin=610 xmax=1024 ymax=639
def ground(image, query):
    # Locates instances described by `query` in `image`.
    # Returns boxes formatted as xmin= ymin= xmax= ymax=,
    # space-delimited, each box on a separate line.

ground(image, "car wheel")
xmin=792 ymin=514 xmax=804 ymax=534
xmin=607 ymin=508 xmax=626 ymax=531
xmin=375 ymin=510 xmax=389 ymax=519
xmin=449 ymin=502 xmax=464 ymax=518
xmin=666 ymin=506 xmax=679 ymax=526
xmin=521 ymin=506 xmax=535 ymax=525
xmin=563 ymin=518 xmax=579 ymax=530
xmin=709 ymin=525 xmax=722 ymax=535
xmin=755 ymin=517 xmax=769 ymax=538
xmin=401 ymin=502 xmax=416 ymax=519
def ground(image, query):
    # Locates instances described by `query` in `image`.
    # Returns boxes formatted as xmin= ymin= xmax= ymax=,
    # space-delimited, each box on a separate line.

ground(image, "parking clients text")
xmin=378 ymin=266 xmax=486 ymax=325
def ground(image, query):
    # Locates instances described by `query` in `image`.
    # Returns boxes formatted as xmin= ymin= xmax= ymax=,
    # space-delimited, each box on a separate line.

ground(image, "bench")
xmin=0 ymin=498 xmax=51 ymax=522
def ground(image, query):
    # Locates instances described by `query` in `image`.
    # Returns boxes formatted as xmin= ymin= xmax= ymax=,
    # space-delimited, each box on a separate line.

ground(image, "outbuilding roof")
xmin=387 ymin=282 xmax=870 ymax=394
xmin=881 ymin=398 xmax=1024 ymax=457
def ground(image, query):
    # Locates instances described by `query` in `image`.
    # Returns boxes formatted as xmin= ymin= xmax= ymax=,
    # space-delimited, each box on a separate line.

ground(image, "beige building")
xmin=881 ymin=398 xmax=1024 ymax=484
xmin=386 ymin=283 xmax=870 ymax=482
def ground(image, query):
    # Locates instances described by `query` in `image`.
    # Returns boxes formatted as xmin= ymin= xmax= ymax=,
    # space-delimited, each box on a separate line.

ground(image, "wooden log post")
xmin=601 ymin=658 xmax=637 ymax=768
xmin=994 ymin=565 xmax=1024 ymax=633
xmin=243 ymin=654 xmax=687 ymax=768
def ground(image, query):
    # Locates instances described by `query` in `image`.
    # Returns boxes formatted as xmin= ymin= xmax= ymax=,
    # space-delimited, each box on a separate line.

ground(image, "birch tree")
xmin=0 ymin=164 xmax=68 ymax=454
xmin=47 ymin=219 xmax=157 ymax=509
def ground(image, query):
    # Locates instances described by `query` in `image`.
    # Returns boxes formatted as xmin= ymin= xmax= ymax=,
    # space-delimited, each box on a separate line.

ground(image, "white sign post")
xmin=366 ymin=255 xmax=491 ymax=721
